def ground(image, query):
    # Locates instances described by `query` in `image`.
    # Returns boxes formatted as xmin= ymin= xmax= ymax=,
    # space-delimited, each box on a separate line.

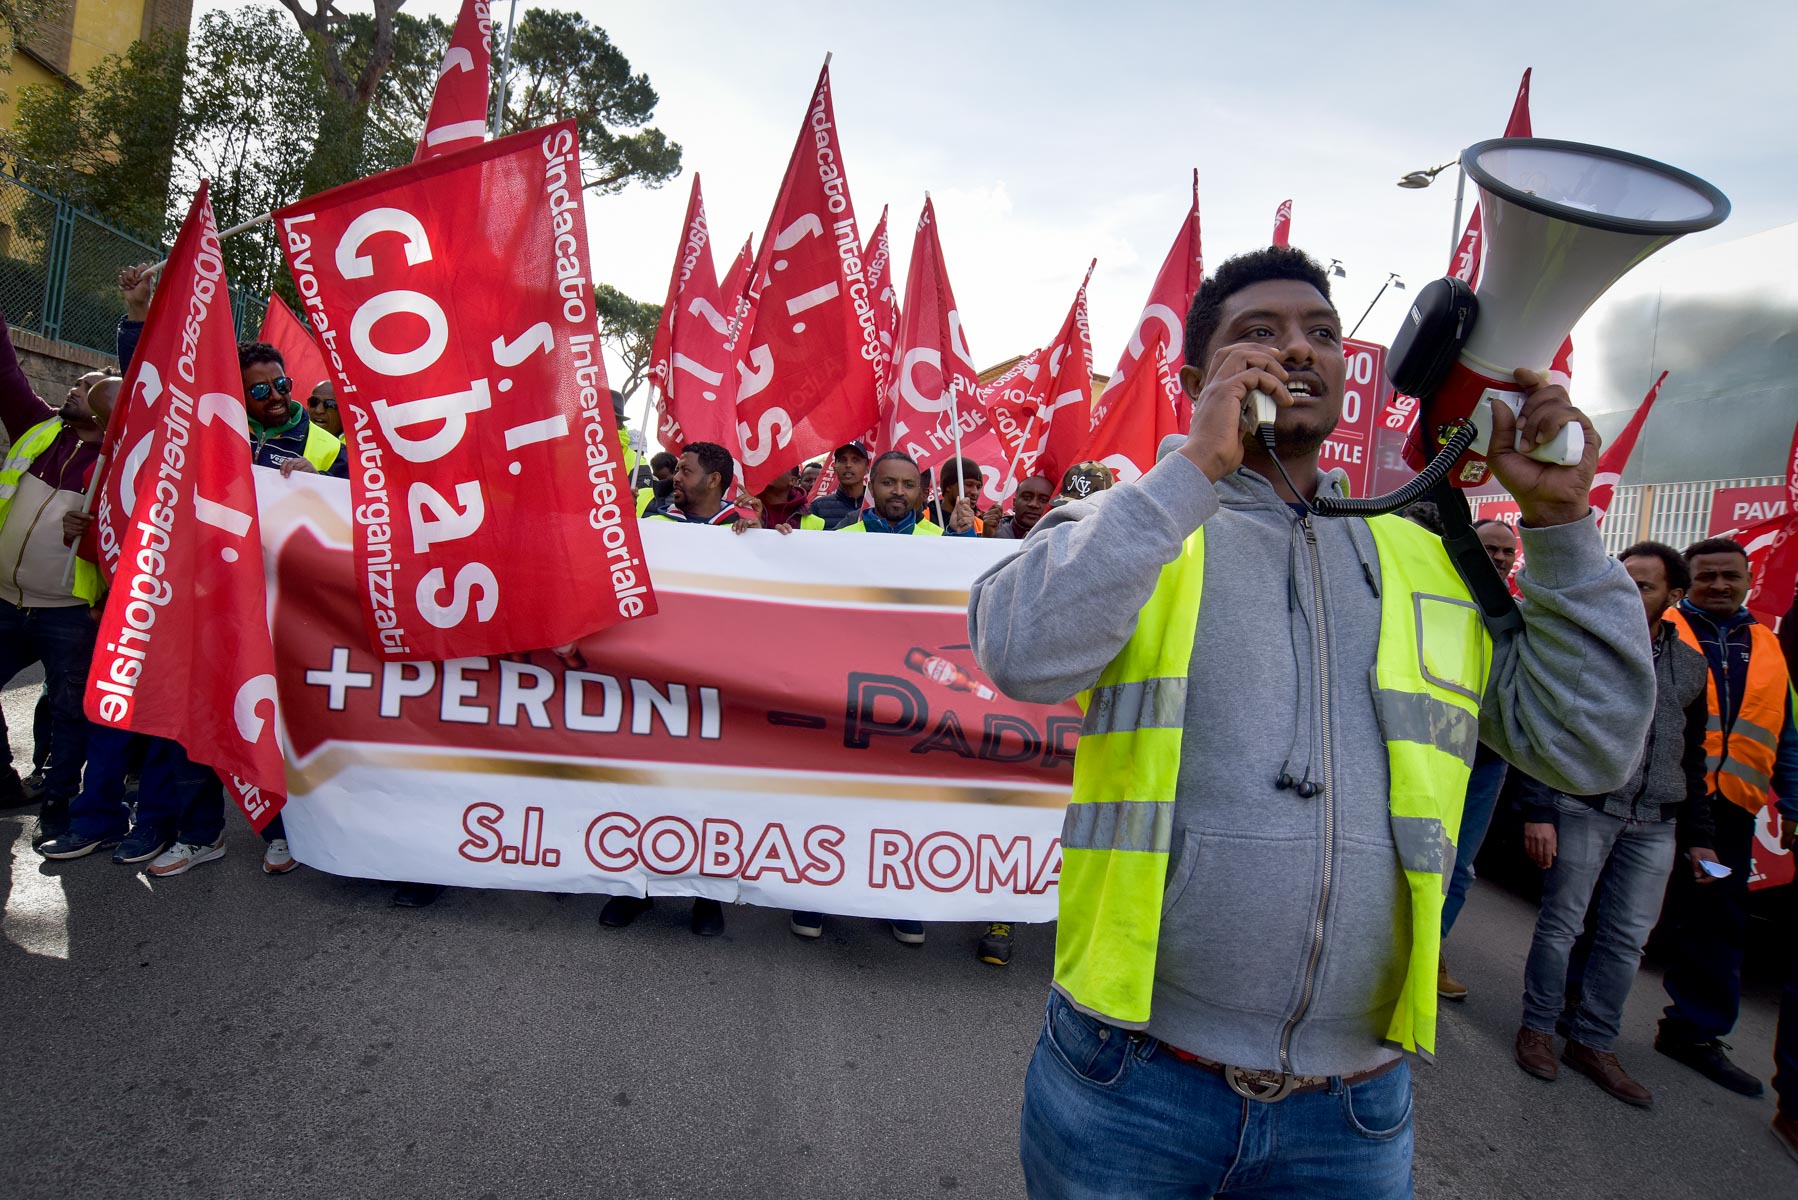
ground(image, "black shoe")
xmin=690 ymin=898 xmax=725 ymax=937
xmin=790 ymin=910 xmax=825 ymax=939
xmin=0 ymin=768 xmax=27 ymax=809
xmin=1654 ymin=1034 xmax=1765 ymax=1097
xmin=113 ymin=824 xmax=173 ymax=865
xmin=600 ymin=895 xmax=652 ymax=928
xmin=392 ymin=882 xmax=446 ymax=908
xmin=891 ymin=920 xmax=926 ymax=946
xmin=37 ymin=831 xmax=122 ymax=860
xmin=977 ymin=922 xmax=1015 ymax=965
xmin=32 ymin=796 xmax=71 ymax=847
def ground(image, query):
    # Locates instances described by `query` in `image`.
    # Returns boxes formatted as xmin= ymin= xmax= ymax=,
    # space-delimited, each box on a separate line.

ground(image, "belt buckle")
xmin=1224 ymin=1065 xmax=1298 ymax=1103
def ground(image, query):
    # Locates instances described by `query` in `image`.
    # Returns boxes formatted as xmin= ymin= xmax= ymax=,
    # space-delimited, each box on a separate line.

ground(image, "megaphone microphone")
xmin=1311 ymin=138 xmax=1729 ymax=519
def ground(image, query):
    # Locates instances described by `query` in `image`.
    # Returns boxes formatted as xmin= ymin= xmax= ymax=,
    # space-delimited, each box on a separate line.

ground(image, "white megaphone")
xmin=1381 ymin=137 xmax=1730 ymax=493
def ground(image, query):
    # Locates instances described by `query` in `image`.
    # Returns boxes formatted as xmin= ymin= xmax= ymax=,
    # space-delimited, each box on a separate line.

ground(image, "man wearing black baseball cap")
xmin=804 ymin=440 xmax=872 ymax=529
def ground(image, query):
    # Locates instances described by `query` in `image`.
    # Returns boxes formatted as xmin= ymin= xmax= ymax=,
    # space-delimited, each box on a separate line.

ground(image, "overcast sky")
xmin=200 ymin=1 xmax=1798 ymax=432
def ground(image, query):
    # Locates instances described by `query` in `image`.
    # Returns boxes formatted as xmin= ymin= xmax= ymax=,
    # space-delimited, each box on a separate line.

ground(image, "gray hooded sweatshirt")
xmin=967 ymin=453 xmax=1653 ymax=1077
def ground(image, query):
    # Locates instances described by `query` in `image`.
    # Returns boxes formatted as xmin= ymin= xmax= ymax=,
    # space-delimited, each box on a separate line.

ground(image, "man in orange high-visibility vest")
xmin=1658 ymin=537 xmax=1798 ymax=1102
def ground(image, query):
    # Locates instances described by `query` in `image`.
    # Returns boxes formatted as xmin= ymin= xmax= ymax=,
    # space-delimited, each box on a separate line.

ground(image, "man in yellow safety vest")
xmin=969 ymin=246 xmax=1654 ymax=1197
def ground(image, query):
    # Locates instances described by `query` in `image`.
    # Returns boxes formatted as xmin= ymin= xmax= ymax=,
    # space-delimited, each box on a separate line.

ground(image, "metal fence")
xmin=0 ymin=167 xmax=255 ymax=357
xmin=1471 ymin=476 xmax=1789 ymax=555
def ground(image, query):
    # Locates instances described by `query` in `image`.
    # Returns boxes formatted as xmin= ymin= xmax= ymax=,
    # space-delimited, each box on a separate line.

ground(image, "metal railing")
xmin=1471 ymin=476 xmax=1789 ymax=555
xmin=0 ymin=167 xmax=255 ymax=357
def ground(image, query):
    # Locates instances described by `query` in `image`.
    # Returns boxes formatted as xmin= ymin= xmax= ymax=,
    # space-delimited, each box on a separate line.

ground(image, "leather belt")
xmin=1163 ymin=1045 xmax=1403 ymax=1103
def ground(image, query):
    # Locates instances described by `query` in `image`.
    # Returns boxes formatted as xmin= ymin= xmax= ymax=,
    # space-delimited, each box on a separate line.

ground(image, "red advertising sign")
xmin=275 ymin=121 xmax=653 ymax=662
xmin=1708 ymin=485 xmax=1788 ymax=535
xmin=1317 ymin=338 xmax=1387 ymax=498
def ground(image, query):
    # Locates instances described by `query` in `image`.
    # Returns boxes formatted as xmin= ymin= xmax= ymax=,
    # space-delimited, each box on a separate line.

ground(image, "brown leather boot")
xmin=1438 ymin=950 xmax=1468 ymax=1001
xmin=1514 ymin=1027 xmax=1559 ymax=1081
xmin=1564 ymin=1040 xmax=1653 ymax=1107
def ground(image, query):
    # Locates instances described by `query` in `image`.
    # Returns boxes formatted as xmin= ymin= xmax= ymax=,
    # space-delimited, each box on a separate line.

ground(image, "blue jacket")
xmin=1678 ymin=598 xmax=1798 ymax=818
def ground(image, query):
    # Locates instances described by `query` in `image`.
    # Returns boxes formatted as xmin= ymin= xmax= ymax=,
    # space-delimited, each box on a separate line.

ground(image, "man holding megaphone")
xmin=969 ymin=136 xmax=1729 ymax=1198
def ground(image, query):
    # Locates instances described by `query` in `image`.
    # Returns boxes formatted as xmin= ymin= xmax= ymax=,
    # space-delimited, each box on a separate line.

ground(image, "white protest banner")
xmin=259 ymin=475 xmax=1073 ymax=920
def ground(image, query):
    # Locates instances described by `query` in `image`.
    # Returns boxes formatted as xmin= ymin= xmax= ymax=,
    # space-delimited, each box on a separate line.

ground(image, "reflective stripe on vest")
xmin=302 ymin=421 xmax=340 ymax=471
xmin=0 ymin=417 xmax=100 ymax=603
xmin=1666 ymin=608 xmax=1795 ymax=814
xmin=1052 ymin=512 xmax=1492 ymax=1062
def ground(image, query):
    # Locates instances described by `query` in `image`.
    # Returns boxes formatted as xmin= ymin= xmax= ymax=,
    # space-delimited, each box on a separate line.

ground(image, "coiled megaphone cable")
xmin=1307 ymin=421 xmax=1479 ymax=518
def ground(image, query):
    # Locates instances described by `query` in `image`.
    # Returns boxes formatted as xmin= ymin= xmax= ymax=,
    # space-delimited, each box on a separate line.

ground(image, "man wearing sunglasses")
xmin=236 ymin=343 xmax=348 ymax=478
xmin=308 ymin=380 xmax=344 ymax=442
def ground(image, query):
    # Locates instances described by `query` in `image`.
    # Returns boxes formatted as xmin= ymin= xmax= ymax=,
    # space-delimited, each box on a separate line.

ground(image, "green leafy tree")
xmin=10 ymin=30 xmax=185 ymax=238
xmin=594 ymin=284 xmax=662 ymax=399
xmin=499 ymin=7 xmax=681 ymax=194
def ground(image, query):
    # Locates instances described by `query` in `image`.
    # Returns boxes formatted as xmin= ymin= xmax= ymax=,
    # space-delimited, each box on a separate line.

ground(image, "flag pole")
xmin=995 ymin=410 xmax=1040 ymax=500
xmin=144 ymin=213 xmax=271 ymax=276
xmin=492 ymin=0 xmax=521 ymax=135
xmin=57 ymin=450 xmax=107 ymax=590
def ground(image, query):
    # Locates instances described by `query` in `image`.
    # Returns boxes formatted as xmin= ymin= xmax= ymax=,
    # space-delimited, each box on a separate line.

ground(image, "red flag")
xmin=1088 ymin=173 xmax=1204 ymax=480
xmin=645 ymin=175 xmax=741 ymax=457
xmin=1085 ymin=350 xmax=1176 ymax=485
xmin=884 ymin=198 xmax=987 ymax=479
xmin=730 ymin=61 xmax=881 ymax=492
xmin=414 ymin=0 xmax=493 ymax=163
xmin=1272 ymin=199 xmax=1292 ymax=247
xmin=275 ymin=120 xmax=654 ymax=661
xmin=1742 ymin=421 xmax=1798 ymax=627
xmin=1449 ymin=68 xmax=1532 ymax=286
xmin=722 ymin=236 xmax=754 ymax=313
xmin=864 ymin=206 xmax=899 ymax=395
xmin=83 ymin=182 xmax=287 ymax=826
xmin=1590 ymin=370 xmax=1666 ymax=525
xmin=988 ymin=264 xmax=1096 ymax=489
xmin=257 ymin=294 xmax=331 ymax=397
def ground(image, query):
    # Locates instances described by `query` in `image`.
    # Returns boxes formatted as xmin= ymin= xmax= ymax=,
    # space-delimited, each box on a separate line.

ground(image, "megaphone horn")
xmin=1336 ymin=138 xmax=1730 ymax=512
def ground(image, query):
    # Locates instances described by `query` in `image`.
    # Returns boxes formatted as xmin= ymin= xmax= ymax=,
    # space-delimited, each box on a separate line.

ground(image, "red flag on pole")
xmin=864 ymin=206 xmax=899 ymax=395
xmin=414 ymin=0 xmax=494 ymax=162
xmin=275 ymin=120 xmax=654 ymax=661
xmin=1088 ymin=173 xmax=1204 ymax=480
xmin=257 ymin=294 xmax=331 ymax=397
xmin=730 ymin=60 xmax=881 ymax=492
xmin=1741 ymin=420 xmax=1798 ymax=626
xmin=1449 ymin=68 xmax=1532 ymax=287
xmin=1272 ymin=199 xmax=1292 ymax=247
xmin=84 ymin=182 xmax=287 ymax=826
xmin=987 ymin=263 xmax=1096 ymax=490
xmin=883 ymin=197 xmax=986 ymax=480
xmin=645 ymin=175 xmax=741 ymax=457
xmin=1590 ymin=370 xmax=1666 ymax=525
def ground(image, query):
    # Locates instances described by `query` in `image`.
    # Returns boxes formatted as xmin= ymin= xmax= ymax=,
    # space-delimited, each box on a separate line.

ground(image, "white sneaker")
xmin=262 ymin=838 xmax=299 ymax=875
xmin=146 ymin=840 xmax=226 ymax=878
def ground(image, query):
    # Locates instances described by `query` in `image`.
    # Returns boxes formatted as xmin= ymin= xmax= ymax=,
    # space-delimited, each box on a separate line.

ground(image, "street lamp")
xmin=1398 ymin=157 xmax=1467 ymax=263
xmin=1349 ymin=272 xmax=1405 ymax=339
xmin=1327 ymin=258 xmax=1347 ymax=279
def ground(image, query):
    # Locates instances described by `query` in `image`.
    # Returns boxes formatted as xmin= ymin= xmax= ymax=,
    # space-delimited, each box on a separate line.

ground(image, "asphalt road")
xmin=1 ymin=670 xmax=1792 ymax=1199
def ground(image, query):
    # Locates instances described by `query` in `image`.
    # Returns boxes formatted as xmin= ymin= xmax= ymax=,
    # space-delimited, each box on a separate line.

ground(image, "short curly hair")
xmin=1619 ymin=541 xmax=1692 ymax=592
xmin=237 ymin=341 xmax=285 ymax=371
xmin=1182 ymin=246 xmax=1335 ymax=372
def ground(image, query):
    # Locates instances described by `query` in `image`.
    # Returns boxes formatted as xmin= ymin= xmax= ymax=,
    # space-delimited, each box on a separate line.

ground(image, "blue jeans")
xmin=1441 ymin=754 xmax=1506 ymax=937
xmin=0 ymin=599 xmax=95 ymax=801
xmin=68 ymin=729 xmax=222 ymax=843
xmin=1019 ymin=993 xmax=1413 ymax=1199
xmin=1520 ymin=797 xmax=1675 ymax=1052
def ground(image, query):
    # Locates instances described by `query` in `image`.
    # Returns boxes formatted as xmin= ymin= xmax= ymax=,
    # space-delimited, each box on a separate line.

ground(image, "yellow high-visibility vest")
xmin=1055 ymin=513 xmax=1493 ymax=1060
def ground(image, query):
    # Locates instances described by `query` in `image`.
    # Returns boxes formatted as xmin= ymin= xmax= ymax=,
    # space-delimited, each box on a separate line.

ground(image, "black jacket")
xmin=1521 ymin=621 xmax=1713 ymax=849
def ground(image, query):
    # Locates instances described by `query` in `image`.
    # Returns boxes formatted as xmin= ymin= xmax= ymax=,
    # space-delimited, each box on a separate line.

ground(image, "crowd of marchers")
xmin=1 ymin=251 xmax=1796 ymax=1177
